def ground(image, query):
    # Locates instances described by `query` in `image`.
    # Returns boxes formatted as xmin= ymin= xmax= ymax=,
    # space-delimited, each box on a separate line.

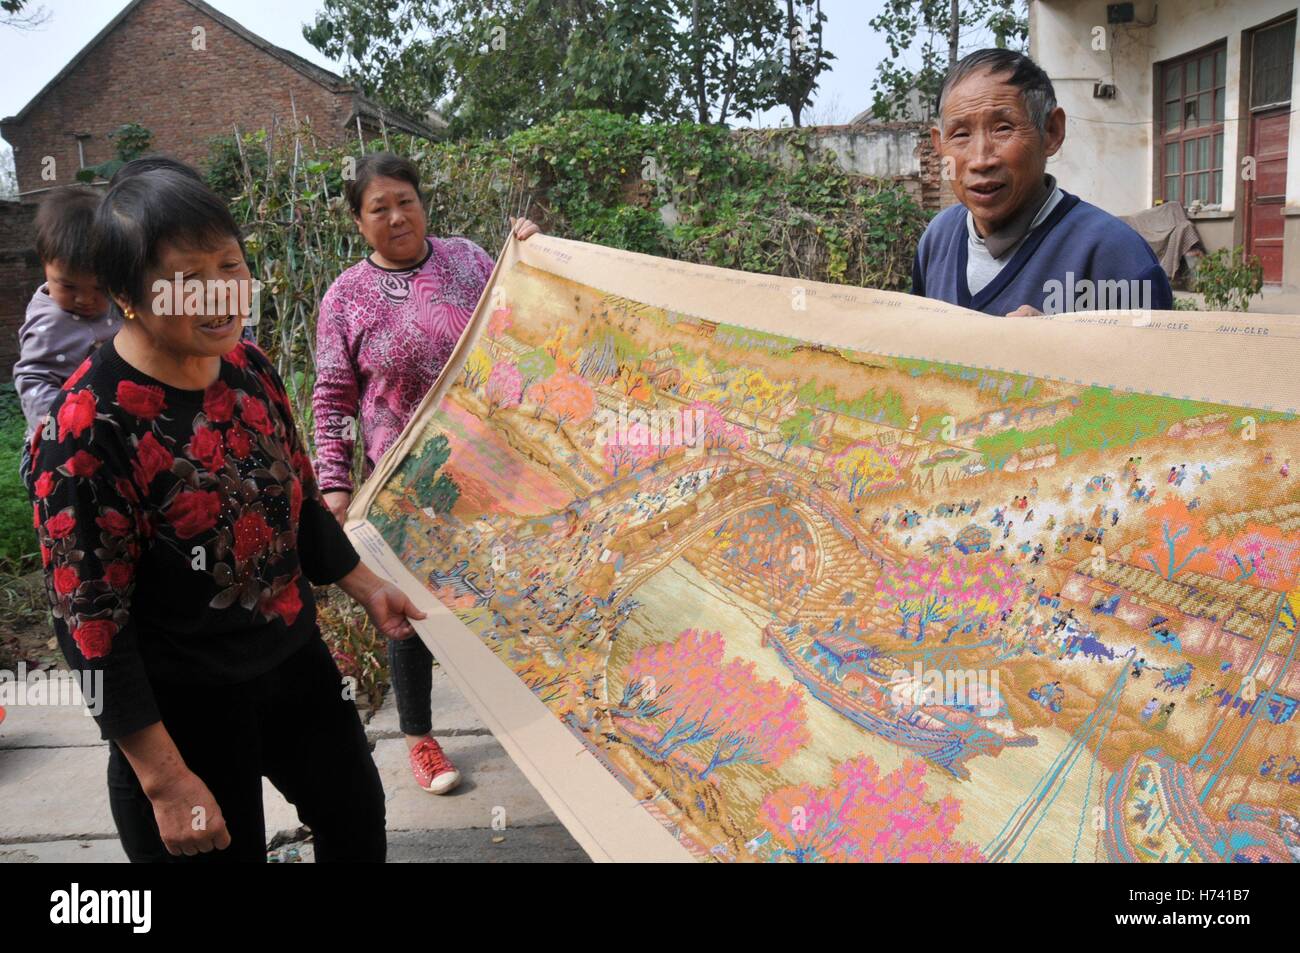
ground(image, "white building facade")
xmin=1030 ymin=0 xmax=1300 ymax=285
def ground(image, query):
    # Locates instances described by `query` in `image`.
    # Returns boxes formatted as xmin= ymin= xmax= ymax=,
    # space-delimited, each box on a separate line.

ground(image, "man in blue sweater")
xmin=912 ymin=49 xmax=1172 ymax=317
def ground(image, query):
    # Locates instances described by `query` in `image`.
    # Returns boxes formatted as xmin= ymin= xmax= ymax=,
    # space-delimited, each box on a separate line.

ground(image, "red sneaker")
xmin=409 ymin=738 xmax=461 ymax=794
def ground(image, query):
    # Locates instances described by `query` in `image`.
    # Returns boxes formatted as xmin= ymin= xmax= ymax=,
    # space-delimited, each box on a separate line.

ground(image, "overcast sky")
xmin=0 ymin=0 xmax=900 ymax=133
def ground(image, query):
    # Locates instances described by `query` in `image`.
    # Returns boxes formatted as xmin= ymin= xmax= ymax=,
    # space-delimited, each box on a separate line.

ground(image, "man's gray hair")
xmin=938 ymin=49 xmax=1058 ymax=134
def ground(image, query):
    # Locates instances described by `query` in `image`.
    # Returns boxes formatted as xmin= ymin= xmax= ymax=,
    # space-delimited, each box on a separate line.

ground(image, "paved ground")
xmin=1254 ymin=286 xmax=1300 ymax=313
xmin=0 ymin=665 xmax=588 ymax=863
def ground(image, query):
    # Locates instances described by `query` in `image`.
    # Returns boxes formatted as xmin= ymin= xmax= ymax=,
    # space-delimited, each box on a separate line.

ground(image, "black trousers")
xmin=388 ymin=631 xmax=434 ymax=737
xmin=107 ymin=636 xmax=387 ymax=863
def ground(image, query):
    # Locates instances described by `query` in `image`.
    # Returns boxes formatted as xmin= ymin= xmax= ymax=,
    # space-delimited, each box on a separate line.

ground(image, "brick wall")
xmin=0 ymin=201 xmax=43 ymax=380
xmin=915 ymin=129 xmax=957 ymax=212
xmin=1 ymin=0 xmax=356 ymax=195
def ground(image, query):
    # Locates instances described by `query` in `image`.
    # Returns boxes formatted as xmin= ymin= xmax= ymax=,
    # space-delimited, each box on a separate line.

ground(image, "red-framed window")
xmin=1157 ymin=45 xmax=1227 ymax=206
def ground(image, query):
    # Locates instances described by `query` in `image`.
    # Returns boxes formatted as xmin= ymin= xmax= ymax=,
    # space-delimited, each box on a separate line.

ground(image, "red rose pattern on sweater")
xmin=29 ymin=338 xmax=358 ymax=738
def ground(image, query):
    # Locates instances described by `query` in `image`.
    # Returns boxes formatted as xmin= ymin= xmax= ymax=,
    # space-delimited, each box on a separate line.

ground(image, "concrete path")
xmin=0 ymin=665 xmax=587 ymax=863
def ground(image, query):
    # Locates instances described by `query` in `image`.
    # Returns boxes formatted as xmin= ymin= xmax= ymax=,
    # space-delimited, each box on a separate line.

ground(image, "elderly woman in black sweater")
xmin=27 ymin=170 xmax=423 ymax=862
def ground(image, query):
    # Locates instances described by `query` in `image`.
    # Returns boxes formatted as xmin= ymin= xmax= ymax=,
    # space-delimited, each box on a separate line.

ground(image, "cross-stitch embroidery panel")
xmin=348 ymin=236 xmax=1299 ymax=863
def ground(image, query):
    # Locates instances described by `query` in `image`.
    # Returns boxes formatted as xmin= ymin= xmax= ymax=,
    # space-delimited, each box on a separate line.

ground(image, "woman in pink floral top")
xmin=312 ymin=152 xmax=538 ymax=795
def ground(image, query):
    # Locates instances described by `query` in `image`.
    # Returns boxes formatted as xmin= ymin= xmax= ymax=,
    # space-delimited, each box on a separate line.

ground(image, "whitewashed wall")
xmin=1031 ymin=0 xmax=1300 ymax=215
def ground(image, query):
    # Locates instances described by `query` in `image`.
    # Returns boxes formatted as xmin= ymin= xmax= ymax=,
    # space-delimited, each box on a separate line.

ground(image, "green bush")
xmin=0 ymin=383 xmax=35 ymax=569
xmin=207 ymin=110 xmax=931 ymax=438
xmin=1193 ymin=247 xmax=1264 ymax=311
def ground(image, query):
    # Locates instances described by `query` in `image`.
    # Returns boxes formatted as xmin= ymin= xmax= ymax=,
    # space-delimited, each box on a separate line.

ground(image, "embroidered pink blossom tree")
xmin=487 ymin=306 xmax=513 ymax=339
xmin=614 ymin=629 xmax=809 ymax=780
xmin=876 ymin=558 xmax=947 ymax=641
xmin=485 ymin=361 xmax=523 ymax=417
xmin=698 ymin=660 xmax=808 ymax=779
xmin=1211 ymin=526 xmax=1300 ymax=591
xmin=876 ymin=555 xmax=1022 ymax=643
xmin=601 ymin=428 xmax=658 ymax=476
xmin=947 ymin=554 xmax=1024 ymax=639
xmin=761 ymin=757 xmax=984 ymax=862
xmin=689 ymin=401 xmax=748 ymax=451
xmin=526 ymin=372 xmax=595 ymax=432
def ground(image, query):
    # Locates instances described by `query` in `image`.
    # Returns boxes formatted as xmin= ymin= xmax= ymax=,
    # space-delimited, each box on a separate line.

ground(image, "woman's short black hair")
xmin=345 ymin=152 xmax=423 ymax=217
xmin=94 ymin=169 xmax=244 ymax=307
xmin=34 ymin=186 xmax=101 ymax=272
xmin=109 ymin=154 xmax=205 ymax=188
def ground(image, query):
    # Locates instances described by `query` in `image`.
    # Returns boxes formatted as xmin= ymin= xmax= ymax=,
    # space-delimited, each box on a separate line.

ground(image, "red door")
xmin=1245 ymin=107 xmax=1288 ymax=283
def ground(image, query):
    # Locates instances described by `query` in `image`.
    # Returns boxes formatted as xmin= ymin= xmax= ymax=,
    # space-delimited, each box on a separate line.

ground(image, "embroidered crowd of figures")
xmin=366 ymin=262 xmax=1300 ymax=863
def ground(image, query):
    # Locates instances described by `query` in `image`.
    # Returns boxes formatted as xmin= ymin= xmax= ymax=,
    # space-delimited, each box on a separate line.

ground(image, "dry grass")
xmin=313 ymin=586 xmax=388 ymax=710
